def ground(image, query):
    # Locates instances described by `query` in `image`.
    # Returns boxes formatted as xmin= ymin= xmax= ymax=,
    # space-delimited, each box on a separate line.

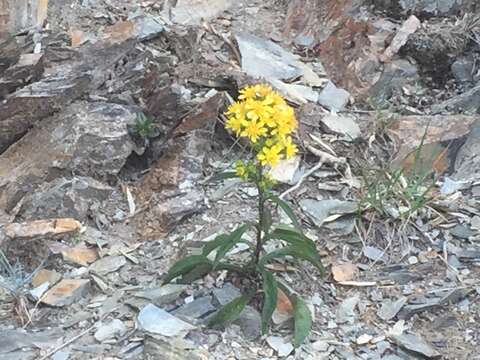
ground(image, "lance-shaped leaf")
xmin=179 ymin=262 xmax=213 ymax=283
xmin=208 ymin=293 xmax=252 ymax=327
xmin=269 ymin=225 xmax=317 ymax=253
xmin=262 ymin=207 xmax=273 ymax=234
xmin=261 ymin=271 xmax=278 ymax=334
xmin=268 ymin=195 xmax=300 ymax=229
xmin=259 ymin=245 xmax=324 ymax=274
xmin=163 ymin=255 xmax=212 ymax=284
xmin=202 ymin=234 xmax=230 ymax=256
xmin=292 ymin=295 xmax=312 ymax=347
xmin=213 ymin=224 xmax=250 ymax=268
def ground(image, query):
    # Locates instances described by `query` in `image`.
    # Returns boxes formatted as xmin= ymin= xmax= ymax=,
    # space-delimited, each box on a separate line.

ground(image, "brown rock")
xmin=62 ymin=247 xmax=98 ymax=267
xmin=4 ymin=218 xmax=82 ymax=240
xmin=89 ymin=255 xmax=126 ymax=275
xmin=31 ymin=269 xmax=62 ymax=287
xmin=41 ymin=279 xmax=90 ymax=307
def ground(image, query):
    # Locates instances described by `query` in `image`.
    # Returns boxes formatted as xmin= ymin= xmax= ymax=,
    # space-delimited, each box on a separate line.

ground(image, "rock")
xmin=165 ymin=0 xmax=233 ymax=26
xmin=451 ymin=56 xmax=475 ymax=84
xmin=0 ymin=53 xmax=44 ymax=99
xmin=377 ymin=297 xmax=407 ymax=321
xmin=143 ymin=334 xmax=208 ymax=360
xmin=318 ymin=81 xmax=350 ymax=112
xmin=356 ymin=334 xmax=373 ymax=345
xmin=3 ymin=218 xmax=82 ymax=240
xmin=94 ymin=319 xmax=127 ymax=342
xmin=15 ymin=177 xmax=113 ymax=222
xmin=0 ymin=329 xmax=64 ymax=354
xmin=453 ymin=120 xmax=480 ymax=181
xmin=41 ymin=279 xmax=90 ymax=307
xmin=103 ymin=15 xmax=165 ymax=43
xmin=135 ymin=284 xmax=188 ymax=307
xmin=89 ymin=255 xmax=126 ymax=275
xmin=234 ymin=305 xmax=262 ymax=340
xmin=372 ymin=0 xmax=476 ymax=18
xmin=0 ymin=101 xmax=138 ymax=217
xmin=398 ymin=301 xmax=441 ymax=320
xmin=332 ymin=263 xmax=358 ymax=282
xmin=369 ymin=59 xmax=419 ymax=107
xmin=62 ymin=246 xmax=98 ymax=267
xmin=29 ymin=282 xmax=50 ymax=300
xmin=269 ymin=156 xmax=301 ymax=185
xmin=266 ymin=336 xmax=294 ymax=357
xmin=268 ymin=78 xmax=320 ymax=104
xmin=440 ymin=177 xmax=469 ymax=195
xmin=432 ymin=84 xmax=480 ymax=114
xmin=0 ymin=36 xmax=21 ymax=73
xmin=212 ymin=283 xmax=242 ymax=306
xmin=449 ymin=224 xmax=476 ymax=239
xmin=235 ymin=32 xmax=324 ymax=86
xmin=0 ymin=0 xmax=48 ymax=33
xmin=336 ymin=295 xmax=359 ymax=324
xmin=388 ymin=114 xmax=479 ymax=171
xmin=380 ymin=15 xmax=421 ymax=63
xmin=172 ymin=296 xmax=216 ymax=321
xmin=392 ymin=333 xmax=441 ymax=359
xmin=320 ymin=113 xmax=361 ymax=140
xmin=300 ymin=199 xmax=357 ymax=228
xmin=138 ymin=304 xmax=195 ymax=337
xmin=51 ymin=351 xmax=70 ymax=360
xmin=31 ymin=269 xmax=62 ymax=288
xmin=0 ymin=74 xmax=90 ymax=154
xmin=272 ymin=288 xmax=293 ymax=325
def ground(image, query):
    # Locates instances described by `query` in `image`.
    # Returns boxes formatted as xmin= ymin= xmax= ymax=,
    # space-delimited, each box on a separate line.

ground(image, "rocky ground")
xmin=1 ymin=0 xmax=480 ymax=359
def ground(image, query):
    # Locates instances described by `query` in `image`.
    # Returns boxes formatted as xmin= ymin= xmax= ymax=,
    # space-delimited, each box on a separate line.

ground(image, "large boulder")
xmin=0 ymin=101 xmax=140 ymax=218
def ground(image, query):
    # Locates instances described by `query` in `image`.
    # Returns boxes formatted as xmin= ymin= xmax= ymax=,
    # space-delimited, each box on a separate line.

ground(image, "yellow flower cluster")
xmin=225 ymin=84 xmax=298 ymax=168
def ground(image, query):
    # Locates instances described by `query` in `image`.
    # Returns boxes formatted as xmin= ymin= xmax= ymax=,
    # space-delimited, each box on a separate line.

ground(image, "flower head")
xmin=241 ymin=118 xmax=267 ymax=143
xmin=257 ymin=144 xmax=283 ymax=167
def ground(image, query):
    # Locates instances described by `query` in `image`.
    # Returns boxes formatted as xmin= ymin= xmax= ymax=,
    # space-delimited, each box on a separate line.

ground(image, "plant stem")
xmin=254 ymin=168 xmax=265 ymax=267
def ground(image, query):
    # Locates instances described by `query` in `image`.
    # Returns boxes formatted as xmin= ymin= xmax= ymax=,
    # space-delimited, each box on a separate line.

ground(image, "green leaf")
xmin=202 ymin=234 xmax=230 ymax=256
xmin=213 ymin=224 xmax=250 ymax=268
xmin=210 ymin=171 xmax=238 ymax=182
xmin=269 ymin=226 xmax=317 ymax=253
xmin=179 ymin=262 xmax=212 ymax=283
xmin=163 ymin=255 xmax=212 ymax=284
xmin=259 ymin=245 xmax=324 ymax=275
xmin=262 ymin=207 xmax=273 ymax=234
xmin=268 ymin=195 xmax=300 ymax=229
xmin=292 ymin=295 xmax=312 ymax=347
xmin=261 ymin=271 xmax=278 ymax=334
xmin=208 ymin=293 xmax=251 ymax=327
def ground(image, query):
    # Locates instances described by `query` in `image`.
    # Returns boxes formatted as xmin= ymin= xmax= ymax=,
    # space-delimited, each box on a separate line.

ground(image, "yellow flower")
xmin=241 ymin=118 xmax=267 ymax=143
xmin=283 ymin=136 xmax=298 ymax=158
xmin=253 ymin=84 xmax=273 ymax=99
xmin=235 ymin=161 xmax=247 ymax=178
xmin=245 ymin=99 xmax=274 ymax=122
xmin=263 ymin=92 xmax=286 ymax=107
xmin=225 ymin=116 xmax=244 ymax=135
xmin=238 ymin=86 xmax=257 ymax=100
xmin=226 ymin=101 xmax=247 ymax=118
xmin=257 ymin=144 xmax=283 ymax=167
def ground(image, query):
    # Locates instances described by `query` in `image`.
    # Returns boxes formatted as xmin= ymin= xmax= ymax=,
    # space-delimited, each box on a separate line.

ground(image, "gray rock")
xmin=336 ymin=295 xmax=359 ymax=324
xmin=392 ymin=333 xmax=441 ymax=358
xmin=449 ymin=224 xmax=476 ymax=239
xmin=372 ymin=0 xmax=476 ymax=18
xmin=369 ymin=59 xmax=419 ymax=108
xmin=363 ymin=246 xmax=384 ymax=262
xmin=0 ymin=53 xmax=44 ymax=99
xmin=130 ymin=15 xmax=165 ymax=41
xmin=138 ymin=304 xmax=195 ymax=337
xmin=166 ymin=0 xmax=233 ymax=26
xmin=377 ymin=297 xmax=407 ymax=321
xmin=212 ymin=283 xmax=242 ymax=306
xmin=318 ymin=81 xmax=350 ymax=112
xmin=135 ymin=284 xmax=188 ymax=307
xmin=172 ymin=296 xmax=216 ymax=321
xmin=266 ymin=336 xmax=294 ymax=357
xmin=0 ymin=329 xmax=64 ymax=354
xmin=143 ymin=334 xmax=207 ymax=360
xmin=300 ymin=199 xmax=357 ymax=228
xmin=234 ymin=305 xmax=262 ymax=340
xmin=94 ymin=319 xmax=127 ymax=342
xmin=451 ymin=57 xmax=475 ymax=84
xmin=398 ymin=301 xmax=441 ymax=320
xmin=0 ymin=74 xmax=90 ymax=154
xmin=320 ymin=113 xmax=361 ymax=141
xmin=453 ymin=120 xmax=480 ymax=181
xmin=0 ymin=101 xmax=138 ymax=216
xmin=432 ymin=85 xmax=480 ymax=114
xmin=89 ymin=256 xmax=126 ymax=275
xmin=235 ymin=32 xmax=324 ymax=86
xmin=51 ymin=351 xmax=70 ymax=360
xmin=15 ymin=177 xmax=113 ymax=222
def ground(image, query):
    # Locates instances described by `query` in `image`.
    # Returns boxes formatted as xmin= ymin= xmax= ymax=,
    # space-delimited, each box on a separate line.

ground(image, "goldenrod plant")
xmin=163 ymin=85 xmax=324 ymax=346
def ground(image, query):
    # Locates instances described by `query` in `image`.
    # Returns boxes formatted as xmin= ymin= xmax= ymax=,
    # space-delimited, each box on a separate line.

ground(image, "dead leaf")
xmin=331 ymin=262 xmax=358 ymax=282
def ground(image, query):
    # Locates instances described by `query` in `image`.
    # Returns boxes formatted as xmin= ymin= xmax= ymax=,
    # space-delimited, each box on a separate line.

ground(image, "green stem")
xmin=254 ymin=168 xmax=265 ymax=267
